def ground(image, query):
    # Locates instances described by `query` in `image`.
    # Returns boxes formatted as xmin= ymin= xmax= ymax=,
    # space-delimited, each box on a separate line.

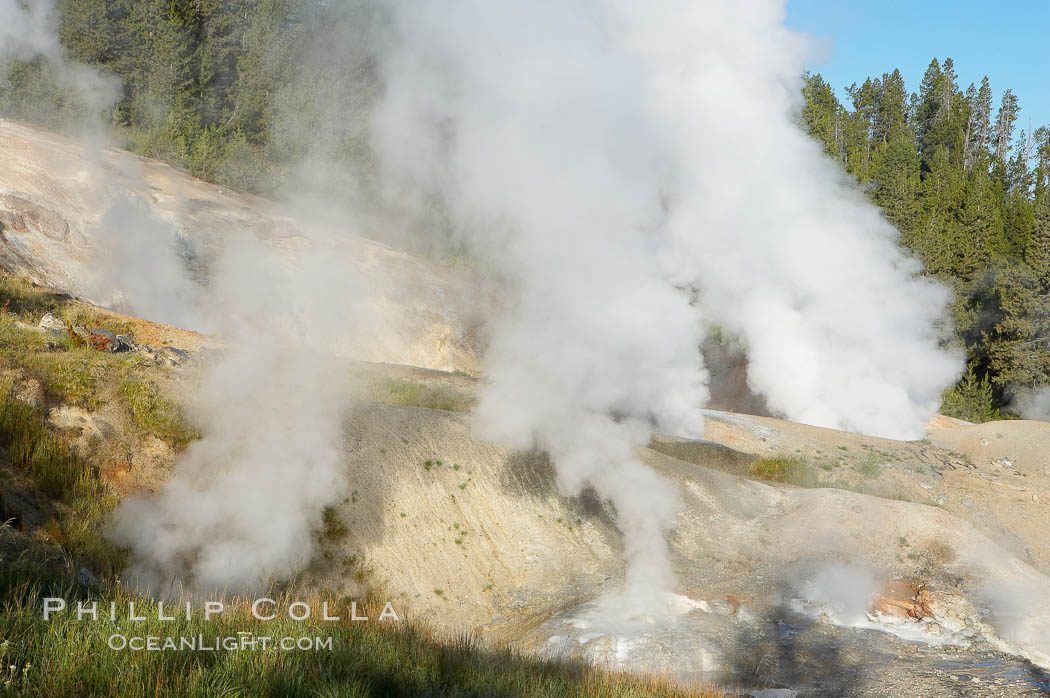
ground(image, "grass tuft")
xmin=747 ymin=455 xmax=812 ymax=486
xmin=320 ymin=506 xmax=348 ymax=541
xmin=117 ymin=377 xmax=196 ymax=446
xmin=0 ymin=383 xmax=82 ymax=499
xmin=358 ymin=377 xmax=474 ymax=413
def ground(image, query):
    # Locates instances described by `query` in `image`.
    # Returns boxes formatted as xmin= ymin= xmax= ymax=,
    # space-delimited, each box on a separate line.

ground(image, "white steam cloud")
xmin=1012 ymin=385 xmax=1050 ymax=422
xmin=4 ymin=0 xmax=962 ymax=601
xmin=111 ymin=236 xmax=362 ymax=592
xmin=370 ymin=0 xmax=962 ymax=606
xmin=0 ymin=0 xmax=366 ymax=594
xmin=0 ymin=0 xmax=120 ymax=123
xmin=0 ymin=0 xmax=60 ymax=58
xmin=0 ymin=2 xmax=364 ymax=593
xmin=83 ymin=198 xmax=206 ymax=331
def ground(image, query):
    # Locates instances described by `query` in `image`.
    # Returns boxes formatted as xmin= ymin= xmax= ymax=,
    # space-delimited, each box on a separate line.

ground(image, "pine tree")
xmin=915 ymin=58 xmax=943 ymax=166
xmin=993 ymin=89 xmax=1020 ymax=164
xmin=801 ymin=73 xmax=844 ymax=161
xmin=1029 ymin=196 xmax=1050 ymax=282
xmin=871 ymin=130 xmax=921 ymax=235
xmin=876 ymin=69 xmax=909 ymax=143
xmin=963 ymin=77 xmax=993 ymax=169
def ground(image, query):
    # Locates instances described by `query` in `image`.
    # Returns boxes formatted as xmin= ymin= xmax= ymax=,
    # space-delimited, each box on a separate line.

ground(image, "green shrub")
xmin=320 ymin=506 xmax=348 ymax=541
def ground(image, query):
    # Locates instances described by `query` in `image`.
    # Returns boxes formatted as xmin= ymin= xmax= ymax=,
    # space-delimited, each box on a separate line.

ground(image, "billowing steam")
xmin=371 ymin=1 xmax=712 ymax=606
xmin=5 ymin=0 xmax=963 ymax=602
xmin=83 ymin=198 xmax=207 ymax=332
xmin=1012 ymin=386 xmax=1050 ymax=422
xmin=369 ymin=0 xmax=962 ymax=606
xmin=0 ymin=2 xmax=363 ymax=593
xmin=0 ymin=0 xmax=119 ymax=127
xmin=111 ymin=237 xmax=362 ymax=592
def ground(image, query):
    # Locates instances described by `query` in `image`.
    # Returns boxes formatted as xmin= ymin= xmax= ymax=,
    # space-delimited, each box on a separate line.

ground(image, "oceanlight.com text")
xmin=107 ymin=634 xmax=335 ymax=652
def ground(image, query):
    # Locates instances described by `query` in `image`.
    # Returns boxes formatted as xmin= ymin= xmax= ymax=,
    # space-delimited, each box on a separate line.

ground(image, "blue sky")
xmin=785 ymin=0 xmax=1050 ymax=135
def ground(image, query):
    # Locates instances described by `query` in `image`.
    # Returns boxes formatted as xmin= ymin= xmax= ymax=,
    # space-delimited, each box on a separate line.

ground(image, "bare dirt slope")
xmin=0 ymin=119 xmax=484 ymax=375
xmin=690 ymin=410 xmax=1050 ymax=579
xmin=314 ymin=397 xmax=1050 ymax=695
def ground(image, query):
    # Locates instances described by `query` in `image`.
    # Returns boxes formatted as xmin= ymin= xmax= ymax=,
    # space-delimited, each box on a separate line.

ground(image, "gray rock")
xmin=75 ymin=567 xmax=100 ymax=590
xmin=90 ymin=327 xmax=117 ymax=349
xmin=87 ymin=328 xmax=133 ymax=353
xmin=0 ymin=194 xmax=70 ymax=241
xmin=161 ymin=346 xmax=188 ymax=361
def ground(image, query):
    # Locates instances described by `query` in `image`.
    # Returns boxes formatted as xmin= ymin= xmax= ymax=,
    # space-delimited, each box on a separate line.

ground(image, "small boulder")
xmin=85 ymin=328 xmax=134 ymax=353
xmin=85 ymin=325 xmax=131 ymax=348
xmin=38 ymin=312 xmax=66 ymax=335
xmin=160 ymin=346 xmax=188 ymax=366
xmin=76 ymin=567 xmax=100 ymax=590
xmin=13 ymin=377 xmax=44 ymax=407
xmin=88 ymin=327 xmax=119 ymax=351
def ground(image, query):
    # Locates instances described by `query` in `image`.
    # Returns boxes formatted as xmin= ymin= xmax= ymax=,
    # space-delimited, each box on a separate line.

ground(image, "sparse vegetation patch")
xmin=748 ymin=455 xmax=811 ymax=486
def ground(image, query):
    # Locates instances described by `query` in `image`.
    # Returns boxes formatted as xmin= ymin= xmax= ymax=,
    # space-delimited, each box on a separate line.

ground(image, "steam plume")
xmin=370 ymin=0 xmax=962 ymax=606
xmin=111 ymin=237 xmax=361 ymax=592
xmin=83 ymin=198 xmax=206 ymax=331
xmin=5 ymin=0 xmax=963 ymax=601
xmin=0 ymin=0 xmax=119 ymax=127
xmin=1012 ymin=386 xmax=1050 ymax=422
xmin=0 ymin=1 xmax=365 ymax=592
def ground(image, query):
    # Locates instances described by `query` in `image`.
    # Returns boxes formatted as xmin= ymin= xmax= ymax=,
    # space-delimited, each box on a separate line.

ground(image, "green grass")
xmin=0 ymin=272 xmax=159 ymax=410
xmin=0 ymin=275 xmax=61 ymax=319
xmin=0 ymin=383 xmax=124 ymax=574
xmin=747 ymin=455 xmax=815 ymax=486
xmin=0 ymin=272 xmax=195 ymax=449
xmin=358 ymin=377 xmax=474 ymax=413
xmin=0 ymin=566 xmax=718 ymax=698
xmin=0 ymin=314 xmax=132 ymax=409
xmin=118 ymin=377 xmax=197 ymax=446
xmin=745 ymin=451 xmax=931 ymax=505
xmin=0 ymin=313 xmax=192 ymax=440
xmin=0 ymin=385 xmax=82 ymax=499
xmin=59 ymin=305 xmax=136 ymax=338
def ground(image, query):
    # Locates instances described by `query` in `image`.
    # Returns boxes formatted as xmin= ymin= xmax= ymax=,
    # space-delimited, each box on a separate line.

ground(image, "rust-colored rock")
xmin=871 ymin=580 xmax=934 ymax=621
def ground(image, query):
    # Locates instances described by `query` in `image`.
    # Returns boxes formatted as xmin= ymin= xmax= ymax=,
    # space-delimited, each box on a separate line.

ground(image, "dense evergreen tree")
xmin=3 ymin=0 xmax=377 ymax=194
xmin=801 ymin=60 xmax=1050 ymax=420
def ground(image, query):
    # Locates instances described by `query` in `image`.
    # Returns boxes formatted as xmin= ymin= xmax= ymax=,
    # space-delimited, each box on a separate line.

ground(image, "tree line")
xmin=0 ymin=0 xmax=377 ymax=195
xmin=802 ymin=60 xmax=1050 ymax=421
